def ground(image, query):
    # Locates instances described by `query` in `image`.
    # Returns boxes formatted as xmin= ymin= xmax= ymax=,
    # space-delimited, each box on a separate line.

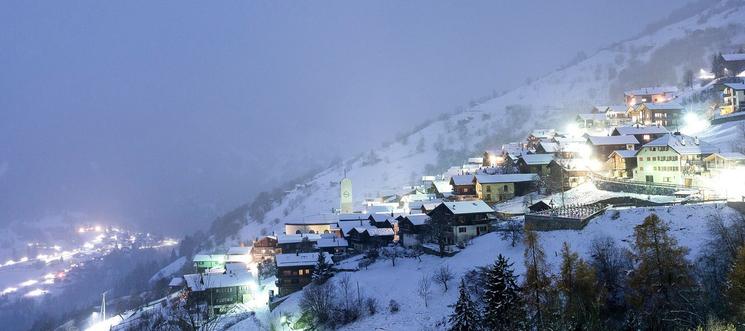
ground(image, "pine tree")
xmin=449 ymin=279 xmax=479 ymax=331
xmin=629 ymin=213 xmax=699 ymax=329
xmin=483 ymin=254 xmax=524 ymax=330
xmin=311 ymin=252 xmax=332 ymax=284
xmin=523 ymin=229 xmax=551 ymax=329
xmin=726 ymin=245 xmax=745 ymax=321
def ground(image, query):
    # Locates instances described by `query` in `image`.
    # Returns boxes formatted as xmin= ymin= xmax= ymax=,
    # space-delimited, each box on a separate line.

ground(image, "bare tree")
xmin=432 ymin=264 xmax=455 ymax=292
xmin=500 ymin=218 xmax=524 ymax=247
xmin=381 ymin=245 xmax=403 ymax=267
xmin=417 ymin=274 xmax=433 ymax=307
xmin=337 ymin=273 xmax=353 ymax=311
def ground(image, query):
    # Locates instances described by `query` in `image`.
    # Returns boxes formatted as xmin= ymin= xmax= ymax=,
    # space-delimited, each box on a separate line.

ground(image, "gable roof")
xmin=403 ymin=214 xmax=430 ymax=226
xmin=643 ymin=134 xmax=718 ymax=155
xmin=183 ymin=269 xmax=252 ymax=291
xmin=624 ymin=86 xmax=678 ymax=96
xmin=275 ymin=252 xmax=332 ymax=268
xmin=277 ymin=233 xmax=322 ymax=245
xmin=722 ymin=53 xmax=745 ymax=62
xmin=706 ymin=152 xmax=745 ymax=161
xmin=609 ymin=149 xmax=638 ymax=159
xmin=587 ymin=135 xmax=639 ymax=146
xmin=643 ymin=102 xmax=683 ymax=111
xmin=577 ymin=113 xmax=607 ymax=121
xmin=606 ymin=104 xmax=629 ymax=113
xmin=538 ymin=141 xmax=560 ymax=153
xmin=474 ymin=174 xmax=539 ymax=184
xmin=724 ymin=83 xmax=745 ymax=90
xmin=520 ymin=154 xmax=554 ymax=165
xmin=315 ymin=237 xmax=349 ymax=248
xmin=438 ymin=201 xmax=494 ymax=215
xmin=450 ymin=175 xmax=475 ymax=186
xmin=612 ymin=125 xmax=668 ymax=136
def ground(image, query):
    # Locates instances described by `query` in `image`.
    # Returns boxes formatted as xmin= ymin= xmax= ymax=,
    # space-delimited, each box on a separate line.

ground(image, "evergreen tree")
xmin=629 ymin=213 xmax=699 ymax=329
xmin=449 ymin=279 xmax=479 ymax=331
xmin=311 ymin=252 xmax=332 ymax=284
xmin=523 ymin=229 xmax=551 ymax=329
xmin=725 ymin=245 xmax=745 ymax=321
xmin=557 ymin=242 xmax=601 ymax=329
xmin=483 ymin=254 xmax=525 ymax=330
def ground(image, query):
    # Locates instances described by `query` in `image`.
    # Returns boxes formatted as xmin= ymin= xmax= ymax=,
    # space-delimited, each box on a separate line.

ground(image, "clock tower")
xmin=340 ymin=171 xmax=353 ymax=213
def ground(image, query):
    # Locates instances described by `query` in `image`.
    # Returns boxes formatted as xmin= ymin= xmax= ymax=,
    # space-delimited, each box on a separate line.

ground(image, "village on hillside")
xmin=97 ymin=51 xmax=745 ymax=331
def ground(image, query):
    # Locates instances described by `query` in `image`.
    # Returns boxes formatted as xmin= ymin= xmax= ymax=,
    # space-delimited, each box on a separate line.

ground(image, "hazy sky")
xmin=0 ymin=0 xmax=693 ymax=234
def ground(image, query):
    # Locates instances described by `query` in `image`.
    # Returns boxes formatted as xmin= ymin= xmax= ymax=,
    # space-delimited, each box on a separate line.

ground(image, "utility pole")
xmin=100 ymin=291 xmax=106 ymax=322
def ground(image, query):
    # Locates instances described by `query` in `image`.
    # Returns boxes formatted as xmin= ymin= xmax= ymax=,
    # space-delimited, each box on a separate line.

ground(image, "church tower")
xmin=340 ymin=171 xmax=353 ymax=213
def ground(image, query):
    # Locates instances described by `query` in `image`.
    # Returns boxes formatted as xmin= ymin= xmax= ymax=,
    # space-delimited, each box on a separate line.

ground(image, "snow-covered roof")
xmin=467 ymin=157 xmax=483 ymax=164
xmin=577 ymin=113 xmax=607 ymax=121
xmin=612 ymin=125 xmax=668 ymax=136
xmin=520 ymin=154 xmax=554 ymax=165
xmin=587 ymin=135 xmax=638 ymax=146
xmin=450 ymin=175 xmax=475 ymax=186
xmin=338 ymin=220 xmax=370 ymax=235
xmin=365 ymin=228 xmax=395 ymax=236
xmin=643 ymin=102 xmax=683 ymax=110
xmin=643 ymin=134 xmax=718 ymax=155
xmin=183 ymin=269 xmax=252 ymax=292
xmin=610 ymin=149 xmax=638 ymax=158
xmin=168 ymin=277 xmax=184 ymax=287
xmin=529 ymin=129 xmax=556 ymax=138
xmin=275 ymin=252 xmax=332 ymax=268
xmin=724 ymin=83 xmax=745 ymax=90
xmin=707 ymin=152 xmax=745 ymax=161
xmin=538 ymin=141 xmax=560 ymax=153
xmin=404 ymin=214 xmax=430 ymax=226
xmin=338 ymin=213 xmax=372 ymax=221
xmin=439 ymin=201 xmax=494 ymax=215
xmin=315 ymin=237 xmax=348 ymax=248
xmin=193 ymin=254 xmax=225 ymax=263
xmin=624 ymin=86 xmax=678 ymax=96
xmin=227 ymin=247 xmax=251 ymax=255
xmin=474 ymin=174 xmax=539 ymax=184
xmin=277 ymin=233 xmax=322 ymax=244
xmin=606 ymin=104 xmax=628 ymax=113
xmin=722 ymin=53 xmax=745 ymax=62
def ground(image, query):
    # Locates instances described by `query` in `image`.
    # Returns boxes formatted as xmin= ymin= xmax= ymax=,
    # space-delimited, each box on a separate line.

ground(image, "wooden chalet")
xmin=428 ymin=201 xmax=496 ymax=245
xmin=275 ymin=252 xmax=332 ymax=296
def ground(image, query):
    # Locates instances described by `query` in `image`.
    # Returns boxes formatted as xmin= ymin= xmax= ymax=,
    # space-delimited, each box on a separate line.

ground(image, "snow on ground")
xmin=149 ymin=256 xmax=186 ymax=284
xmin=263 ymin=202 xmax=739 ymax=331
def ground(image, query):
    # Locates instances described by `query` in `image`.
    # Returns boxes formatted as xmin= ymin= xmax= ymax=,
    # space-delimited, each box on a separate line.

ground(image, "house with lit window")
xmin=276 ymin=233 xmax=322 ymax=254
xmin=473 ymin=174 xmax=539 ymax=203
xmin=629 ymin=102 xmax=683 ymax=128
xmin=633 ymin=133 xmax=718 ymax=187
xmin=547 ymin=159 xmax=592 ymax=189
xmin=517 ymin=154 xmax=554 ymax=176
xmin=607 ymin=150 xmax=638 ymax=179
xmin=586 ymin=135 xmax=638 ymax=161
xmin=183 ymin=264 xmax=252 ymax=316
xmin=624 ymin=86 xmax=678 ymax=105
xmin=720 ymin=83 xmax=745 ymax=116
xmin=193 ymin=254 xmax=226 ymax=273
xmin=251 ymin=236 xmax=279 ymax=262
xmin=275 ymin=252 xmax=332 ymax=296
xmin=427 ymin=201 xmax=496 ymax=246
xmin=610 ymin=124 xmax=668 ymax=147
xmin=449 ymin=175 xmax=476 ymax=196
xmin=605 ymin=104 xmax=632 ymax=126
xmin=576 ymin=113 xmax=607 ymax=129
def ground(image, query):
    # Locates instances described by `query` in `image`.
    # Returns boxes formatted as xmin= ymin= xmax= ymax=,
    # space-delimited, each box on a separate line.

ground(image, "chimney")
xmin=694 ymin=136 xmax=700 ymax=145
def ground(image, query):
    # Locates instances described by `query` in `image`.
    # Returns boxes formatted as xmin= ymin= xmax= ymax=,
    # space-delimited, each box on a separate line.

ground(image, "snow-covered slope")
xmin=234 ymin=0 xmax=745 ymax=243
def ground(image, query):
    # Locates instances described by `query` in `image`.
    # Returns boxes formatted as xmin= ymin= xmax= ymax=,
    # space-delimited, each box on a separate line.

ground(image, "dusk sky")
xmin=0 ymin=0 xmax=694 ymax=233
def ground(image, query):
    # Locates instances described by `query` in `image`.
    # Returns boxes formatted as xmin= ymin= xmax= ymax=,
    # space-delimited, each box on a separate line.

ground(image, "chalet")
xmin=284 ymin=218 xmax=338 ymax=235
xmin=369 ymin=213 xmax=399 ymax=229
xmin=528 ymin=201 xmax=551 ymax=213
xmin=720 ymin=83 xmax=745 ymax=116
xmin=419 ymin=202 xmax=442 ymax=214
xmin=526 ymin=129 xmax=557 ymax=149
xmin=251 ymin=236 xmax=279 ymax=262
xmin=605 ymin=104 xmax=632 ymax=126
xmin=275 ymin=252 xmax=332 ymax=296
xmin=473 ymin=174 xmax=539 ymax=203
xmin=276 ymin=233 xmax=321 ymax=254
xmin=633 ymin=133 xmax=718 ymax=187
xmin=430 ymin=180 xmax=453 ymax=198
xmin=586 ymin=135 xmax=637 ymax=161
xmin=611 ymin=124 xmax=668 ymax=147
xmin=547 ymin=159 xmax=591 ymax=189
xmin=517 ymin=154 xmax=553 ymax=176
xmin=624 ymin=86 xmax=677 ymax=106
xmin=428 ymin=201 xmax=496 ymax=245
xmin=630 ymin=102 xmax=683 ymax=128
xmin=183 ymin=265 xmax=252 ymax=316
xmin=535 ymin=141 xmax=560 ymax=155
xmin=315 ymin=235 xmax=349 ymax=255
xmin=193 ymin=254 xmax=226 ymax=273
xmin=607 ymin=150 xmax=638 ymax=179
xmin=554 ymin=136 xmax=589 ymax=159
xmin=704 ymin=152 xmax=745 ymax=171
xmin=576 ymin=113 xmax=607 ymax=129
xmin=344 ymin=227 xmax=395 ymax=251
xmin=226 ymin=246 xmax=251 ymax=265
xmin=397 ymin=214 xmax=430 ymax=248
xmin=467 ymin=157 xmax=484 ymax=166
xmin=719 ymin=53 xmax=745 ymax=78
xmin=449 ymin=175 xmax=476 ymax=196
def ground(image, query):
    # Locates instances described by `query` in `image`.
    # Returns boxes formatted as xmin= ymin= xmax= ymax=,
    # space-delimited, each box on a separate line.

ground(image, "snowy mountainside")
xmin=235 ymin=0 xmax=745 ymax=242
